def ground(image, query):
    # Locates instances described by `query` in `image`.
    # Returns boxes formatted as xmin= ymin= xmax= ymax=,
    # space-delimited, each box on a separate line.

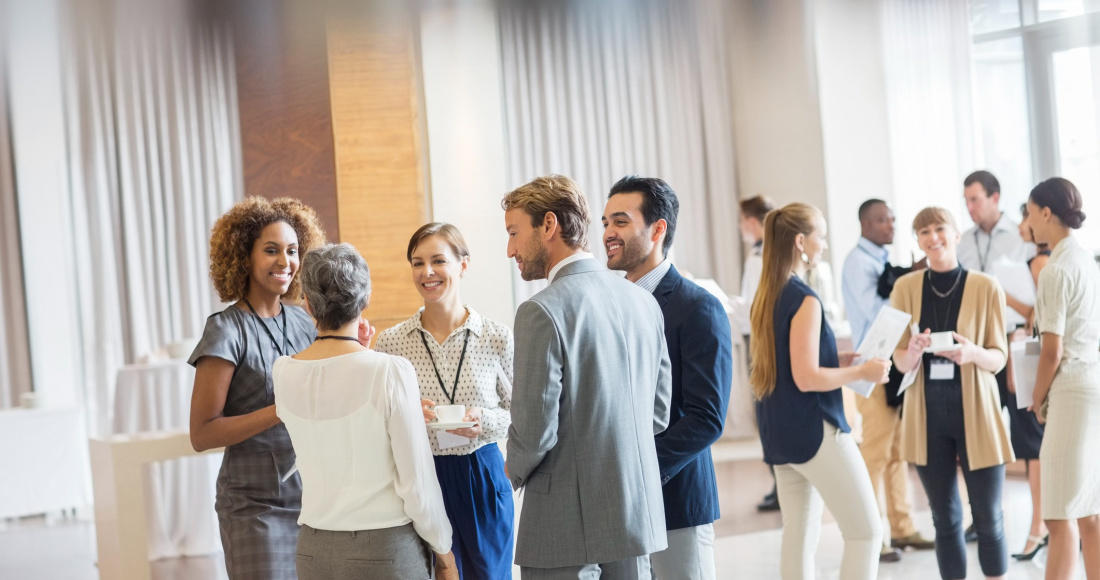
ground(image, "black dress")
xmin=998 ymin=251 xmax=1050 ymax=460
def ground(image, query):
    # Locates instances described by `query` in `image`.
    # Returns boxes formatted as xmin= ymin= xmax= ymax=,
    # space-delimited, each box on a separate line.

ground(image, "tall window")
xmin=970 ymin=0 xmax=1100 ymax=250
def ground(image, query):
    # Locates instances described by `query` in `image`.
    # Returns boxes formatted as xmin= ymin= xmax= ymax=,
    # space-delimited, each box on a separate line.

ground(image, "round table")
xmin=113 ymin=360 xmax=222 ymax=559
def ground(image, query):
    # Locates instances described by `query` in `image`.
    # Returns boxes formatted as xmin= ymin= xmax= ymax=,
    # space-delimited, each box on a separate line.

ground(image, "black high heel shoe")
xmin=1012 ymin=533 xmax=1049 ymax=561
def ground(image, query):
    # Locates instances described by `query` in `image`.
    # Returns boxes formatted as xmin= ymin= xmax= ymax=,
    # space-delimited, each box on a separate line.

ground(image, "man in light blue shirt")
xmin=841 ymin=199 xmax=934 ymax=562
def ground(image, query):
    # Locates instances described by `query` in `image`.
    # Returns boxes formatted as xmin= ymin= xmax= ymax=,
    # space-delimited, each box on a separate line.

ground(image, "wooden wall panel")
xmin=229 ymin=0 xmax=341 ymax=240
xmin=326 ymin=8 xmax=429 ymax=334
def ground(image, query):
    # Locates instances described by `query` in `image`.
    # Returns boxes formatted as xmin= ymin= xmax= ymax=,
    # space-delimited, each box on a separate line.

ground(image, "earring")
xmin=801 ymin=252 xmax=809 ymax=264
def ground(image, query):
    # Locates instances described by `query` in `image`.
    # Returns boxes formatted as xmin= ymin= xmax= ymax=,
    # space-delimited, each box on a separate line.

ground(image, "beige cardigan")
xmin=890 ymin=270 xmax=1014 ymax=470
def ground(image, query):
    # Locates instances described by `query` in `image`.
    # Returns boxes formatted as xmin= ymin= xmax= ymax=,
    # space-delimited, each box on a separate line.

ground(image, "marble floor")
xmin=0 ymin=453 xmax=1087 ymax=579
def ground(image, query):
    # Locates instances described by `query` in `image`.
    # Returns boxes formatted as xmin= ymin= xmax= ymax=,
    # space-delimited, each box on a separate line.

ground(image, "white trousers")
xmin=774 ymin=422 xmax=882 ymax=580
xmin=650 ymin=524 xmax=715 ymax=580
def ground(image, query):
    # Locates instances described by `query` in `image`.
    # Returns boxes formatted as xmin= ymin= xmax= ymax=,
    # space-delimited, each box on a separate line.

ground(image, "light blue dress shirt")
xmin=841 ymin=237 xmax=890 ymax=347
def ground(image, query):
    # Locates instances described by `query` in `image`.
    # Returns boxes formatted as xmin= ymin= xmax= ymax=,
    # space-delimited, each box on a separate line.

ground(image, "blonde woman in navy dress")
xmin=188 ymin=197 xmax=327 ymax=580
xmin=1025 ymin=178 xmax=1100 ymax=580
xmin=375 ymin=223 xmax=515 ymax=579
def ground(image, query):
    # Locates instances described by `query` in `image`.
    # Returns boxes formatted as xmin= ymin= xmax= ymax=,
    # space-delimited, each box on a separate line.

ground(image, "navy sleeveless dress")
xmin=756 ymin=276 xmax=848 ymax=465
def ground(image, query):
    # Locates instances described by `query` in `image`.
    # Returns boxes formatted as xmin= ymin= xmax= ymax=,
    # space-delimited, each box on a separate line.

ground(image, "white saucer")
xmin=924 ymin=344 xmax=962 ymax=353
xmin=429 ymin=421 xmax=476 ymax=430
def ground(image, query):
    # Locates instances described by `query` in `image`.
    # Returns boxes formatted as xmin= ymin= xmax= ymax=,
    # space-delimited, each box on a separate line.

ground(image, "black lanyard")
xmin=419 ymin=328 xmax=470 ymax=405
xmin=974 ymin=229 xmax=995 ymax=272
xmin=244 ymin=298 xmax=288 ymax=356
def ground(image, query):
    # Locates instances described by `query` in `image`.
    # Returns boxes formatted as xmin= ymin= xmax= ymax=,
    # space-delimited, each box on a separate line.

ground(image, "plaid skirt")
xmin=216 ymin=447 xmax=303 ymax=580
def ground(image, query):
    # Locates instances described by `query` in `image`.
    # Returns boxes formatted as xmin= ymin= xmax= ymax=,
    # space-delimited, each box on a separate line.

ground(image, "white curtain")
xmin=63 ymin=0 xmax=243 ymax=435
xmin=0 ymin=44 xmax=33 ymax=410
xmin=881 ymin=0 xmax=975 ymax=261
xmin=499 ymin=0 xmax=741 ymax=302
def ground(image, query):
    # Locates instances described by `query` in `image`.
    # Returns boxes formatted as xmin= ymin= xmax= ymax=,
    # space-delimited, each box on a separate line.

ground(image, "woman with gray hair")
xmin=272 ymin=243 xmax=458 ymax=580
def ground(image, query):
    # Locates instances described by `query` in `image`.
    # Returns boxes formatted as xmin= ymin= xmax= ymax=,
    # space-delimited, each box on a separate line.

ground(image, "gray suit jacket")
xmin=507 ymin=257 xmax=672 ymax=568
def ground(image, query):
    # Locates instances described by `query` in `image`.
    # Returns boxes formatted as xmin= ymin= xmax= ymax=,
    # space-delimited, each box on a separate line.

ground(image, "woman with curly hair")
xmin=188 ymin=196 xmax=331 ymax=580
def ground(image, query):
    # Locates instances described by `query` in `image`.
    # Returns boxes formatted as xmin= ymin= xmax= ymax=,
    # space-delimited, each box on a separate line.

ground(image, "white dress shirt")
xmin=375 ymin=307 xmax=514 ymax=456
xmin=841 ymin=237 xmax=890 ymax=347
xmin=273 ymin=350 xmax=453 ymax=554
xmin=635 ymin=259 xmax=673 ymax=293
xmin=738 ymin=241 xmax=764 ymax=335
xmin=957 ymin=213 xmax=1034 ymax=273
xmin=548 ymin=252 xmax=596 ymax=283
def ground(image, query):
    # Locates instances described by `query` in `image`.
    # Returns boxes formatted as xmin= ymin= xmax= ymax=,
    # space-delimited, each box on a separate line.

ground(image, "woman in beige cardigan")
xmin=890 ymin=207 xmax=1012 ymax=580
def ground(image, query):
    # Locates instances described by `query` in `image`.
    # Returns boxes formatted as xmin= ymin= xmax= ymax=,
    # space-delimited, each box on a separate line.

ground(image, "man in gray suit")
xmin=502 ymin=174 xmax=673 ymax=579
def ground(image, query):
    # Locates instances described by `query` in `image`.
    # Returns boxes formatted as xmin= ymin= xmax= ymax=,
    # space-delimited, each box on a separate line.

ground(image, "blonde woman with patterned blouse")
xmin=375 ymin=222 xmax=515 ymax=580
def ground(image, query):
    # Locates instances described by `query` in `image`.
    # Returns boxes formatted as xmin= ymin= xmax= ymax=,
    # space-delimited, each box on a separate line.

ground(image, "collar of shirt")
xmin=1050 ymin=233 xmax=1081 ymax=261
xmin=856 ymin=236 xmax=889 ymax=263
xmin=547 ymin=252 xmax=595 ymax=284
xmin=633 ymin=259 xmax=672 ymax=293
xmin=402 ymin=306 xmax=484 ymax=340
xmin=972 ymin=213 xmax=1018 ymax=239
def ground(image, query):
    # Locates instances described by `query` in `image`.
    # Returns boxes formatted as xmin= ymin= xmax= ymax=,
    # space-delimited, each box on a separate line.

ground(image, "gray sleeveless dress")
xmin=189 ymin=304 xmax=317 ymax=580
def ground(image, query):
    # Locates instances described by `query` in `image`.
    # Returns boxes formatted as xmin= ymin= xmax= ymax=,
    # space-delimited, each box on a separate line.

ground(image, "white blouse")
xmin=273 ymin=350 xmax=452 ymax=554
xmin=375 ymin=307 xmax=514 ymax=456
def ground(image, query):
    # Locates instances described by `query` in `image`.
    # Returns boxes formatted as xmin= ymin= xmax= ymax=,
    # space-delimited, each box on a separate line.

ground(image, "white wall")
xmin=4 ymin=0 xmax=83 ymax=409
xmin=419 ymin=0 xmax=516 ymax=327
xmin=728 ymin=0 xmax=833 ymax=261
xmin=813 ymin=0 xmax=896 ymax=271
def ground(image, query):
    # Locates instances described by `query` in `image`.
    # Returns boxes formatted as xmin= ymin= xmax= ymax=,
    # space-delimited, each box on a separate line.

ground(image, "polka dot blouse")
xmin=375 ymin=307 xmax=514 ymax=456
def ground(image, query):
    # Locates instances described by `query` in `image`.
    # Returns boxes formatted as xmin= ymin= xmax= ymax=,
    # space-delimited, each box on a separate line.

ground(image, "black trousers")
xmin=915 ymin=381 xmax=1007 ymax=579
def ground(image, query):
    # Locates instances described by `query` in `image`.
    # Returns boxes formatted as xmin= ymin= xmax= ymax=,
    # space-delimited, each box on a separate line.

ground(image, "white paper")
xmin=990 ymin=257 xmax=1036 ymax=327
xmin=436 ymin=431 xmax=469 ymax=450
xmin=1011 ymin=338 xmax=1041 ymax=410
xmin=896 ymin=323 xmax=921 ymax=397
xmin=847 ymin=306 xmax=913 ymax=398
xmin=496 ymin=361 xmax=513 ymax=398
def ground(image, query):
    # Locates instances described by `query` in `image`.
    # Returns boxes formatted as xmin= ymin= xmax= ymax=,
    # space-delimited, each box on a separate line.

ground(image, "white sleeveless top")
xmin=273 ymin=349 xmax=452 ymax=554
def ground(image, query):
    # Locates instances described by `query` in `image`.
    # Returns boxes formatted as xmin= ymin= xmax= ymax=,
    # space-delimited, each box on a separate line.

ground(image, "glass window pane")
xmin=971 ymin=38 xmax=1034 ymax=216
xmin=970 ymin=0 xmax=1021 ymax=33
xmin=1038 ymin=0 xmax=1100 ymax=22
xmin=1051 ymin=46 xmax=1100 ymax=251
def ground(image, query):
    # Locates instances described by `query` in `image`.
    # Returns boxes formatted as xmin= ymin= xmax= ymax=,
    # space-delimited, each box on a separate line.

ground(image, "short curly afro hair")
xmin=208 ymin=196 xmax=327 ymax=303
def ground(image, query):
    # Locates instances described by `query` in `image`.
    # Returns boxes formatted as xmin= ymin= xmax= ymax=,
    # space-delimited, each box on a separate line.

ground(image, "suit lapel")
xmin=652 ymin=264 xmax=680 ymax=307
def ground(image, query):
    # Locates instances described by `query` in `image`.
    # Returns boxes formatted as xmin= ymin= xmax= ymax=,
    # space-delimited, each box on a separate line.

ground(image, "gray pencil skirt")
xmin=296 ymin=523 xmax=433 ymax=580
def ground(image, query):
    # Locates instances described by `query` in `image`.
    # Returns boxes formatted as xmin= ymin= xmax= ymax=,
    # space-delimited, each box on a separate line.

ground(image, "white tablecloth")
xmin=0 ymin=406 xmax=91 ymax=518
xmin=113 ymin=360 xmax=222 ymax=559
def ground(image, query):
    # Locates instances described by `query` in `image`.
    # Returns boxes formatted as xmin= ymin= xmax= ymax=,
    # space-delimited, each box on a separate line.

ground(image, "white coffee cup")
xmin=434 ymin=404 xmax=466 ymax=423
xmin=929 ymin=331 xmax=955 ymax=350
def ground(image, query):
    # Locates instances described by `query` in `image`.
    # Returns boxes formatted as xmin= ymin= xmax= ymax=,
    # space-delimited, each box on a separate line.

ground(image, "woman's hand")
xmin=1028 ymin=404 xmax=1046 ymax=425
xmin=939 ymin=332 xmax=979 ymax=366
xmin=1009 ymin=327 xmax=1029 ymax=343
xmin=906 ymin=328 xmax=932 ymax=361
xmin=447 ymin=406 xmax=483 ymax=439
xmin=859 ymin=358 xmax=892 ymax=384
xmin=434 ymin=551 xmax=459 ymax=580
xmin=838 ymin=351 xmax=859 ymax=368
xmin=420 ymin=399 xmax=437 ymax=424
xmin=357 ymin=318 xmax=377 ymax=348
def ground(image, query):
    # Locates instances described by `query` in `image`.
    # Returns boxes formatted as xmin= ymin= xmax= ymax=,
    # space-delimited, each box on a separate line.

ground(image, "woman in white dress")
xmin=1026 ymin=177 xmax=1100 ymax=580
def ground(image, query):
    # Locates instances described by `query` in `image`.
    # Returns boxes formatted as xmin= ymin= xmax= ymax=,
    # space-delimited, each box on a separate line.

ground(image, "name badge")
xmin=929 ymin=360 xmax=955 ymax=381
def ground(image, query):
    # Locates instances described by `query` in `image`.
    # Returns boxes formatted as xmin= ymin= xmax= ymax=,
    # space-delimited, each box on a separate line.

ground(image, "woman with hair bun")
xmin=1025 ymin=177 xmax=1100 ymax=580
xmin=188 ymin=197 xmax=330 ymax=579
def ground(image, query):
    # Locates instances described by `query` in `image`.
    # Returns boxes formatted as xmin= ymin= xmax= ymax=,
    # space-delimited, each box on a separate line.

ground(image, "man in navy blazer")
xmin=602 ymin=175 xmax=732 ymax=579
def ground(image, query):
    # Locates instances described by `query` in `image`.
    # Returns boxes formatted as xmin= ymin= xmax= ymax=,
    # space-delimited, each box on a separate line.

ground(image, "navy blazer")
xmin=652 ymin=265 xmax=733 ymax=530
